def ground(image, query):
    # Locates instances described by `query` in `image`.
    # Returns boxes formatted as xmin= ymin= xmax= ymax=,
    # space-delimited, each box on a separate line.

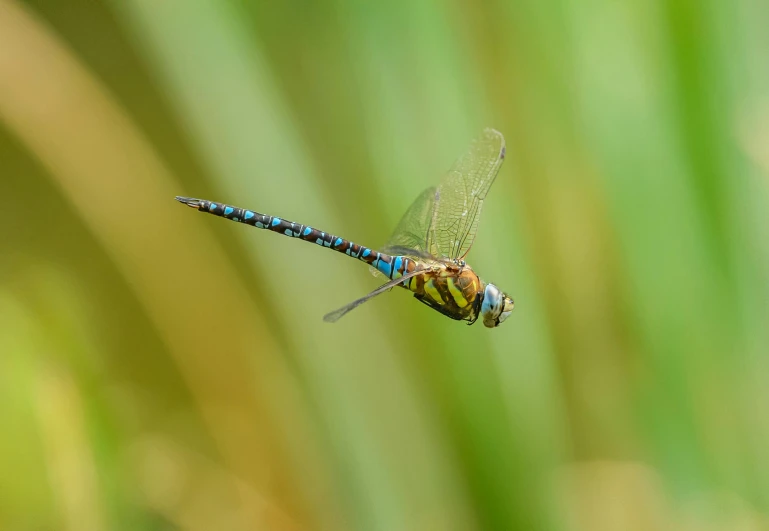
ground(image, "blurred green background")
xmin=2 ymin=0 xmax=769 ymax=529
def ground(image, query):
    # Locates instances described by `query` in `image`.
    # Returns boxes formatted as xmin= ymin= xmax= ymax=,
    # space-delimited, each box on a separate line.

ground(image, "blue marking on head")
xmin=271 ymin=217 xmax=281 ymax=226
xmin=362 ymin=248 xmax=371 ymax=258
xmin=334 ymin=238 xmax=342 ymax=247
xmin=303 ymin=226 xmax=312 ymax=236
xmin=244 ymin=211 xmax=254 ymax=220
xmin=481 ymin=285 xmax=503 ymax=319
xmin=224 ymin=206 xmax=234 ymax=216
xmin=209 ymin=203 xmax=217 ymax=211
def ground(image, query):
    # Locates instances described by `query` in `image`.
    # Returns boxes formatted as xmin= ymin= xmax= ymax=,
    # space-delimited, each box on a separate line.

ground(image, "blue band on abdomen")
xmin=377 ymin=258 xmax=393 ymax=278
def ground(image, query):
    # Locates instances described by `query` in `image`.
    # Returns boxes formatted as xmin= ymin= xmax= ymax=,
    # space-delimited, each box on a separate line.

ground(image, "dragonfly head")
xmin=480 ymin=283 xmax=515 ymax=328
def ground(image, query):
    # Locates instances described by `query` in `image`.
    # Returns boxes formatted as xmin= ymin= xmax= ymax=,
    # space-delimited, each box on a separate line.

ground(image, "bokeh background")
xmin=2 ymin=0 xmax=769 ymax=530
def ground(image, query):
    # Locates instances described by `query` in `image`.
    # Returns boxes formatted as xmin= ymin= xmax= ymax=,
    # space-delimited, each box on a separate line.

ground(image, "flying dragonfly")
xmin=176 ymin=128 xmax=514 ymax=327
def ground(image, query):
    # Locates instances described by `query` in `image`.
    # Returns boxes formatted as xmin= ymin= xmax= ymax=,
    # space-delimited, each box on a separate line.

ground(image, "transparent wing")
xmin=380 ymin=186 xmax=440 ymax=257
xmin=370 ymin=186 xmax=440 ymax=278
xmin=431 ymin=128 xmax=505 ymax=260
xmin=373 ymin=128 xmax=505 ymax=276
xmin=323 ymin=269 xmax=425 ymax=322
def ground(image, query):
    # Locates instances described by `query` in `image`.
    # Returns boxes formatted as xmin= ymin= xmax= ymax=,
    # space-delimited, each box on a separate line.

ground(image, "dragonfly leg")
xmin=466 ymin=291 xmax=483 ymax=325
xmin=414 ymin=295 xmax=465 ymax=321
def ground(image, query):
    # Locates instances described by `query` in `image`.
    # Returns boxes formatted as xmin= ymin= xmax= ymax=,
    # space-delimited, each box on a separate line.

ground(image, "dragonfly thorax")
xmin=406 ymin=263 xmax=483 ymax=323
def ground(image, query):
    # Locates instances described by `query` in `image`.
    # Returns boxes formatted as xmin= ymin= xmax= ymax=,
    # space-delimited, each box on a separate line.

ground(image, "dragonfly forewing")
xmin=431 ymin=128 xmax=505 ymax=260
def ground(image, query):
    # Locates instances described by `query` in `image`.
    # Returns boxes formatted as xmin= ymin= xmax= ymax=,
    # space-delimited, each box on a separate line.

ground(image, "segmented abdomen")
xmin=177 ymin=197 xmax=417 ymax=281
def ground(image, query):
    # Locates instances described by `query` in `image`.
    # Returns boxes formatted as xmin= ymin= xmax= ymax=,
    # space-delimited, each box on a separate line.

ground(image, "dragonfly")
xmin=176 ymin=128 xmax=514 ymax=327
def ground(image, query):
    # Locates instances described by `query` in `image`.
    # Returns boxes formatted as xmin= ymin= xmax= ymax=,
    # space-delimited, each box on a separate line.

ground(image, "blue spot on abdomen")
xmin=377 ymin=259 xmax=392 ymax=277
xmin=271 ymin=217 xmax=281 ymax=226
xmin=224 ymin=206 xmax=234 ymax=216
xmin=244 ymin=211 xmax=254 ymax=220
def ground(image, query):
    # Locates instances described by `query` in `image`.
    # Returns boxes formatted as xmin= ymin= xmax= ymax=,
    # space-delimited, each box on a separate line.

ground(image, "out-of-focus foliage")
xmin=1 ymin=0 xmax=768 ymax=529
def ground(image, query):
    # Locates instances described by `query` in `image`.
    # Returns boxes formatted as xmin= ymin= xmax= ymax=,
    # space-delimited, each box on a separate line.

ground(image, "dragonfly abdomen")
xmin=176 ymin=196 xmax=417 ymax=280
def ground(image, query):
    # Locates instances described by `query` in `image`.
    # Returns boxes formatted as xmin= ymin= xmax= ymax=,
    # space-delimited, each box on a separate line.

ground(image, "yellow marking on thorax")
xmin=447 ymin=277 xmax=469 ymax=308
xmin=424 ymin=278 xmax=444 ymax=304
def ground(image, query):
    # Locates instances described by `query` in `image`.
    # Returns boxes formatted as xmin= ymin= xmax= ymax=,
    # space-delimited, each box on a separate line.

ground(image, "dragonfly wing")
xmin=323 ymin=269 xmax=425 ymax=322
xmin=381 ymin=186 xmax=440 ymax=256
xmin=369 ymin=186 xmax=439 ymax=278
xmin=371 ymin=128 xmax=504 ymax=278
xmin=431 ymin=128 xmax=505 ymax=260
xmin=377 ymin=245 xmax=436 ymax=261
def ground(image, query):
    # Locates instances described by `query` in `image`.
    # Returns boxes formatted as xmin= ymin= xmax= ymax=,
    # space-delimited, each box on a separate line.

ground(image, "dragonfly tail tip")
xmin=175 ymin=196 xmax=201 ymax=208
